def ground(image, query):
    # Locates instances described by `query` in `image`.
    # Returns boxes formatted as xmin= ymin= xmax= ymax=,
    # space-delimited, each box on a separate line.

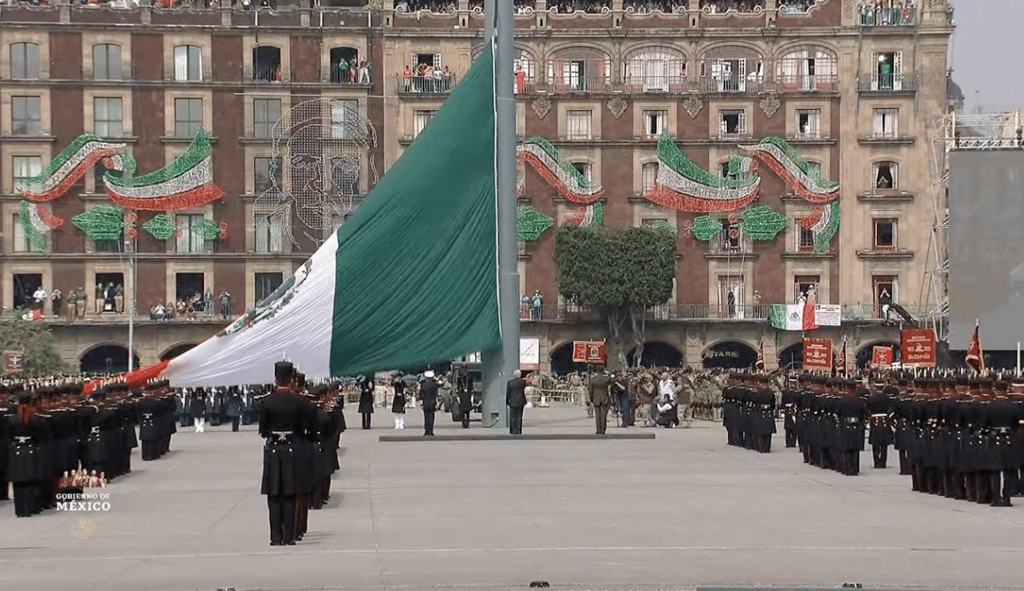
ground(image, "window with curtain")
xmin=12 ymin=156 xmax=42 ymax=193
xmin=255 ymin=272 xmax=284 ymax=302
xmin=11 ymin=214 xmax=37 ymax=253
xmin=94 ymin=97 xmax=123 ymax=137
xmin=873 ymin=108 xmax=899 ymax=138
xmin=641 ymin=162 xmax=659 ymax=195
xmin=10 ymin=42 xmax=40 ymax=80
xmin=566 ymin=110 xmax=592 ymax=139
xmin=253 ymin=98 xmax=281 ymax=139
xmin=413 ymin=110 xmax=436 ymax=137
xmin=175 ymin=214 xmax=207 ymax=253
xmin=93 ymin=44 xmax=122 ymax=80
xmin=254 ymin=214 xmax=284 ymax=253
xmin=173 ymin=45 xmax=203 ymax=81
xmin=331 ymin=99 xmax=359 ymax=140
xmin=796 ymin=109 xmax=821 ymax=138
xmin=11 ymin=96 xmax=41 ymax=136
xmin=174 ymin=98 xmax=203 ymax=138
xmin=873 ymin=161 xmax=898 ymax=190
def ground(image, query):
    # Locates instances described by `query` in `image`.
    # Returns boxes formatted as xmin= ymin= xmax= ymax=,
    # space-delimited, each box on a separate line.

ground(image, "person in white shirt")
xmin=656 ymin=371 xmax=679 ymax=428
xmin=33 ymin=287 xmax=47 ymax=311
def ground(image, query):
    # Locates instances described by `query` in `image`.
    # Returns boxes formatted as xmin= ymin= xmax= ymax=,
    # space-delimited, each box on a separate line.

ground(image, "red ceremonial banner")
xmin=901 ymin=329 xmax=937 ymax=368
xmin=802 ymin=338 xmax=833 ymax=371
xmin=572 ymin=341 xmax=606 ymax=364
xmin=872 ymin=346 xmax=894 ymax=368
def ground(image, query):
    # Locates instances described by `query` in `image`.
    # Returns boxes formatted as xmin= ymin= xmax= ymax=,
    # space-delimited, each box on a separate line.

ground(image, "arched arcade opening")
xmin=550 ymin=342 xmax=591 ymax=376
xmin=627 ymin=341 xmax=684 ymax=368
xmin=160 ymin=343 xmax=198 ymax=362
xmin=702 ymin=340 xmax=757 ymax=370
xmin=778 ymin=343 xmax=803 ymax=371
xmin=855 ymin=342 xmax=901 ymax=369
xmin=80 ymin=344 xmax=140 ymax=375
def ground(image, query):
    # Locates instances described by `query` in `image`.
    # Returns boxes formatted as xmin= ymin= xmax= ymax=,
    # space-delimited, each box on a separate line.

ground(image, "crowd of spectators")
xmin=547 ymin=0 xmax=610 ymax=14
xmin=699 ymin=0 xmax=763 ymax=13
xmin=859 ymin=1 xmax=916 ymax=26
xmin=623 ymin=0 xmax=686 ymax=14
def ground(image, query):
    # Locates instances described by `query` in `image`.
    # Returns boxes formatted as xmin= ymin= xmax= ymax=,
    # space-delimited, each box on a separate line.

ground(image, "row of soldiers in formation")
xmin=723 ymin=372 xmax=1024 ymax=507
xmin=0 ymin=380 xmax=179 ymax=517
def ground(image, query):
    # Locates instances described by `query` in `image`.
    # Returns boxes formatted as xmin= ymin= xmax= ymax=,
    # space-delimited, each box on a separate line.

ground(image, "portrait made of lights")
xmin=254 ymin=98 xmax=379 ymax=247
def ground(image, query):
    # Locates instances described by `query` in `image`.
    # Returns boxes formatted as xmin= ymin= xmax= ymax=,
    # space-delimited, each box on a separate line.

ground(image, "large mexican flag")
xmin=160 ymin=46 xmax=501 ymax=387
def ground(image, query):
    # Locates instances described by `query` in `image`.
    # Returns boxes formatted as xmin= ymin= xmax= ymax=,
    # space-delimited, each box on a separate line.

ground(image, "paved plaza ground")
xmin=3 ymin=405 xmax=1024 ymax=591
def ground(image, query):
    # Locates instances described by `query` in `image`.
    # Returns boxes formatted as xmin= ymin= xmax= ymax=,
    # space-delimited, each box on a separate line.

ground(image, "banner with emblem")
xmin=901 ymin=329 xmax=936 ymax=368
xmin=872 ymin=345 xmax=894 ymax=368
xmin=572 ymin=341 xmax=606 ymax=364
xmin=771 ymin=304 xmax=841 ymax=331
xmin=2 ymin=350 xmax=25 ymax=373
xmin=802 ymin=338 xmax=833 ymax=371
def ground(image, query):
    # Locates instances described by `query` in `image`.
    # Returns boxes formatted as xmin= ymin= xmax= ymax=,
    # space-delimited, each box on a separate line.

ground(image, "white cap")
xmin=424 ymin=370 xmax=435 ymax=378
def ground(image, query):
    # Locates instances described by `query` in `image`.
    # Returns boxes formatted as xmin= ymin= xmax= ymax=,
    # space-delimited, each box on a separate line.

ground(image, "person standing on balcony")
xmin=358 ymin=60 xmax=370 ymax=84
xmin=51 ymin=288 xmax=62 ymax=318
xmin=349 ymin=59 xmax=358 ymax=83
xmin=727 ymin=290 xmax=736 ymax=318
xmin=32 ymin=286 xmax=47 ymax=313
xmin=442 ymin=66 xmax=452 ymax=92
xmin=94 ymin=283 xmax=104 ymax=314
xmin=339 ymin=59 xmax=350 ymax=84
xmin=220 ymin=290 xmax=232 ymax=319
xmin=402 ymin=65 xmax=412 ymax=91
xmin=531 ymin=290 xmax=543 ymax=320
xmin=521 ymin=294 xmax=530 ymax=319
xmin=515 ymin=65 xmax=526 ymax=94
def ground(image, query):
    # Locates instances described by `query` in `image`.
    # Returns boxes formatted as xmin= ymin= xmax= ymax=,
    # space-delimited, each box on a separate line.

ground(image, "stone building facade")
xmin=0 ymin=0 xmax=952 ymax=373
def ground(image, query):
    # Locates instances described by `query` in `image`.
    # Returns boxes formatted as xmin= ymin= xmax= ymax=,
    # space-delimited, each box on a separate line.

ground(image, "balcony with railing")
xmin=548 ymin=58 xmax=612 ymax=94
xmin=858 ymin=72 xmax=919 ymax=93
xmin=775 ymin=73 xmax=838 ymax=93
xmin=700 ymin=74 xmax=764 ymax=94
xmin=519 ymin=303 xmax=939 ymax=323
xmin=396 ymin=73 xmax=458 ymax=95
xmin=859 ymin=3 xmax=917 ymax=27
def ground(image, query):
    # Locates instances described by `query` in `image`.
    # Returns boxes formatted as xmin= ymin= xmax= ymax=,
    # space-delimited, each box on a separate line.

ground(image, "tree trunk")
xmin=605 ymin=307 xmax=628 ymax=370
xmin=630 ymin=307 xmax=646 ymax=368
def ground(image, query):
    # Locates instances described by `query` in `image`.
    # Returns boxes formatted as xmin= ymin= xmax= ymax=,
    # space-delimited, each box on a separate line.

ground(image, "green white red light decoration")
xmin=648 ymin=134 xmax=761 ymax=213
xmin=565 ymin=204 xmax=603 ymax=228
xmin=518 ymin=138 xmax=603 ymax=204
xmin=17 ymin=136 xmax=127 ymax=202
xmin=739 ymin=137 xmax=840 ymax=203
xmin=19 ymin=201 xmax=62 ymax=253
xmin=684 ymin=206 xmax=788 ymax=243
xmin=801 ymin=202 xmax=840 ymax=254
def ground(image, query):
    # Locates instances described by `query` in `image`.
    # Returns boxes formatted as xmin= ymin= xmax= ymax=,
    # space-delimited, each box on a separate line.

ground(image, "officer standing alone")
xmin=420 ymin=371 xmax=439 ymax=436
xmin=259 ymin=361 xmax=314 ymax=546
xmin=589 ymin=365 xmax=612 ymax=435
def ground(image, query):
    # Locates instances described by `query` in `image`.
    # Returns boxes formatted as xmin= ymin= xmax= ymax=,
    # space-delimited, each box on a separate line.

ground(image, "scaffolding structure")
xmin=923 ymin=109 xmax=1024 ymax=342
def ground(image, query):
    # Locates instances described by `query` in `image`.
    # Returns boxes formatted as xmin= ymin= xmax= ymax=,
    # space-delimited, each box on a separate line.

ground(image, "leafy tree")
xmin=555 ymin=225 xmax=676 ymax=369
xmin=0 ymin=313 xmax=70 ymax=377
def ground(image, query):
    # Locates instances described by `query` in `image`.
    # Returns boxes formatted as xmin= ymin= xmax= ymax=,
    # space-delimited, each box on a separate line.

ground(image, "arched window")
xmin=641 ymin=162 xmax=659 ymax=195
xmin=571 ymin=162 xmax=593 ymax=182
xmin=10 ymin=42 xmax=40 ymax=80
xmin=873 ymin=161 xmax=898 ymax=190
xmin=624 ymin=47 xmax=686 ymax=93
xmin=549 ymin=47 xmax=611 ymax=93
xmin=174 ymin=45 xmax=203 ymax=82
xmin=700 ymin=46 xmax=763 ymax=93
xmin=93 ymin=44 xmax=122 ymax=81
xmin=514 ymin=49 xmax=536 ymax=93
xmin=777 ymin=45 xmax=837 ymax=91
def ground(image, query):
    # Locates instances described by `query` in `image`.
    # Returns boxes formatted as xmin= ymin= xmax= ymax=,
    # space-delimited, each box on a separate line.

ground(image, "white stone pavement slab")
xmin=2 ymin=406 xmax=1023 ymax=591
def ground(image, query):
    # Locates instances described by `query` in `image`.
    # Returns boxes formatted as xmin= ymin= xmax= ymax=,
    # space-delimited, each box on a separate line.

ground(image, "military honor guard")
xmin=588 ymin=365 xmax=612 ymax=435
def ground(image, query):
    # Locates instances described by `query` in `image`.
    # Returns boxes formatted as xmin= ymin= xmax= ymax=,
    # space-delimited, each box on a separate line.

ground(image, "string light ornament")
xmin=739 ymin=137 xmax=840 ymax=203
xmin=19 ymin=201 xmax=63 ymax=253
xmin=518 ymin=138 xmax=604 ymax=204
xmin=18 ymin=135 xmax=127 ymax=203
xmin=647 ymin=219 xmax=677 ymax=234
xmin=143 ymin=214 xmax=180 ymax=241
xmin=254 ymin=98 xmax=379 ymax=247
xmin=101 ymin=129 xmax=225 ymax=211
xmin=565 ymin=204 xmax=603 ymax=227
xmin=684 ymin=206 xmax=788 ymax=242
xmin=647 ymin=134 xmax=760 ymax=213
xmin=517 ymin=205 xmax=554 ymax=241
xmin=805 ymin=201 xmax=840 ymax=253
xmin=72 ymin=205 xmax=134 ymax=242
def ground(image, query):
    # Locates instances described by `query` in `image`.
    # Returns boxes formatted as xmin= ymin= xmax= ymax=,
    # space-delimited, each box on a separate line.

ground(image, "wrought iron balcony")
xmin=775 ymin=74 xmax=838 ymax=93
xmin=859 ymin=5 xmax=917 ymax=27
xmin=699 ymin=75 xmax=764 ymax=94
xmin=396 ymin=74 xmax=458 ymax=95
xmin=517 ymin=302 xmax=942 ymax=323
xmin=858 ymin=73 xmax=919 ymax=93
xmin=623 ymin=75 xmax=688 ymax=94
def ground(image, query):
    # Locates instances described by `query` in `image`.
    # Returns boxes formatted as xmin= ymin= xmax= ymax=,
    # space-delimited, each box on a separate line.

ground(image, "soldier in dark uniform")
xmin=987 ymin=381 xmax=1019 ymax=506
xmin=226 ymin=387 xmax=244 ymax=432
xmin=868 ymin=383 xmax=895 ymax=469
xmin=781 ymin=379 xmax=798 ymax=448
xmin=588 ymin=365 xmax=612 ymax=435
xmin=259 ymin=361 xmax=314 ymax=546
xmin=420 ymin=371 xmax=439 ymax=436
xmin=357 ymin=376 xmax=375 ymax=430
xmin=506 ymin=370 xmax=527 ymax=435
xmin=456 ymin=368 xmax=474 ymax=429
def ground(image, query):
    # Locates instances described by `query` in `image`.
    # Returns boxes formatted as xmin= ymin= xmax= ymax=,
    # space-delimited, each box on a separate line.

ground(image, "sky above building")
xmin=950 ymin=0 xmax=1024 ymax=113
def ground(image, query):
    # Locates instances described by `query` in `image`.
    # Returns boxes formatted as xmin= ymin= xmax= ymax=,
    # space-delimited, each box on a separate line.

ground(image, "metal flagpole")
xmin=481 ymin=0 xmax=519 ymax=428
xmin=128 ymin=235 xmax=136 ymax=373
